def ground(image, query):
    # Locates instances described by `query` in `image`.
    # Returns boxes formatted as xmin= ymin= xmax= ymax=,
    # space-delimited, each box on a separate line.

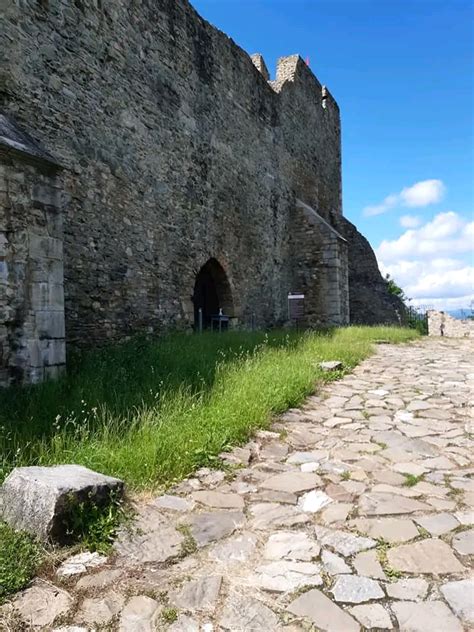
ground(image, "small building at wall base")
xmin=0 ymin=116 xmax=66 ymax=384
xmin=0 ymin=0 xmax=402 ymax=386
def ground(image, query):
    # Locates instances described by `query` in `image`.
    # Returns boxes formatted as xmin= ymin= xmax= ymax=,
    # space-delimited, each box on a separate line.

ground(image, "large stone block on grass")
xmin=0 ymin=465 xmax=124 ymax=543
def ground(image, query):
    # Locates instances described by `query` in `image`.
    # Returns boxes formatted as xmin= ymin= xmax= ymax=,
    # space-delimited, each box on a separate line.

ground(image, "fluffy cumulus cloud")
xmin=400 ymin=214 xmax=422 ymax=228
xmin=364 ymin=179 xmax=445 ymax=217
xmin=377 ymin=212 xmax=472 ymax=260
xmin=399 ymin=179 xmax=445 ymax=207
xmin=376 ymin=211 xmax=474 ymax=310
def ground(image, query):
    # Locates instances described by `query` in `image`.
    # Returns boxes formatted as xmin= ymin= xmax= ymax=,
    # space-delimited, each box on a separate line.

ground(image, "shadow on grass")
xmin=1 ymin=325 xmax=420 ymax=488
xmin=0 ymin=329 xmax=325 ymax=474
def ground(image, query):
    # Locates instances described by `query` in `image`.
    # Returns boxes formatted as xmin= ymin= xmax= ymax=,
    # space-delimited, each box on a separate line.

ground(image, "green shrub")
xmin=162 ymin=607 xmax=179 ymax=623
xmin=406 ymin=309 xmax=428 ymax=335
xmin=0 ymin=522 xmax=41 ymax=602
xmin=385 ymin=273 xmax=408 ymax=301
xmin=61 ymin=492 xmax=127 ymax=553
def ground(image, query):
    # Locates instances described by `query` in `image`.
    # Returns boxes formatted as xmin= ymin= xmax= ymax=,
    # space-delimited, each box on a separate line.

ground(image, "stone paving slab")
xmin=2 ymin=338 xmax=473 ymax=631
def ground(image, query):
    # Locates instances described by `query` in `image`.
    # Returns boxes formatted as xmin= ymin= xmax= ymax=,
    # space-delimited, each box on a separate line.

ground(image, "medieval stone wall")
xmin=1 ymin=0 xmax=344 ymax=348
xmin=275 ymin=59 xmax=342 ymax=224
xmin=334 ymin=216 xmax=406 ymax=325
xmin=0 ymin=146 xmax=66 ymax=385
xmin=0 ymin=0 xmax=403 ymax=386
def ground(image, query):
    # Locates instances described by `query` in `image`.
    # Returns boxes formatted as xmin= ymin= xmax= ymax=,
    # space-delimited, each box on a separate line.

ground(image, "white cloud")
xmin=400 ymin=214 xmax=422 ymax=228
xmin=364 ymin=194 xmax=399 ymax=217
xmin=377 ymin=212 xmax=473 ymax=261
xmin=410 ymin=296 xmax=473 ymax=311
xmin=363 ymin=179 xmax=445 ymax=217
xmin=408 ymin=267 xmax=472 ymax=299
xmin=399 ymin=179 xmax=445 ymax=207
xmin=364 ymin=194 xmax=400 ymax=217
xmin=377 ymin=211 xmax=474 ymax=310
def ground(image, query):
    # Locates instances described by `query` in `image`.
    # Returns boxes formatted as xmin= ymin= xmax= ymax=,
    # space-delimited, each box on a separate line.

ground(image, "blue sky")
xmin=193 ymin=0 xmax=474 ymax=310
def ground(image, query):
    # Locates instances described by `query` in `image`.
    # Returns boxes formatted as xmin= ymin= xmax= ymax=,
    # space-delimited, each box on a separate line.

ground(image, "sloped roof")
xmin=0 ymin=114 xmax=61 ymax=167
xmin=296 ymin=199 xmax=347 ymax=242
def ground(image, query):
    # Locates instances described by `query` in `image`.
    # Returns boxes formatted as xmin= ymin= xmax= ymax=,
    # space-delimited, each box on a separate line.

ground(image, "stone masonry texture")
xmin=1 ymin=0 xmax=400 ymax=384
xmin=0 ymin=116 xmax=66 ymax=385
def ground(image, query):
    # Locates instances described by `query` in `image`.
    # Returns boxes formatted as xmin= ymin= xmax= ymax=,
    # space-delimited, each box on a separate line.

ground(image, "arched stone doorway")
xmin=193 ymin=258 xmax=234 ymax=329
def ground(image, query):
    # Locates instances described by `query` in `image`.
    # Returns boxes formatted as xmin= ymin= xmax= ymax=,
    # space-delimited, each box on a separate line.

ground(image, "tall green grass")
xmin=0 ymin=326 xmax=418 ymax=490
xmin=0 ymin=522 xmax=41 ymax=602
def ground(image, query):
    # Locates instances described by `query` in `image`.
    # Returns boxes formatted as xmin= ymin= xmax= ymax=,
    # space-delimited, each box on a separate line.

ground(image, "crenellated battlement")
xmin=250 ymin=54 xmax=270 ymax=82
xmin=250 ymin=52 xmax=340 ymax=119
xmin=273 ymin=55 xmax=321 ymax=90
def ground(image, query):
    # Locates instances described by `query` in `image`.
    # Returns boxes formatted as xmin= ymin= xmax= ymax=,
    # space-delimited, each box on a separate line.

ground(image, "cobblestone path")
xmin=5 ymin=338 xmax=474 ymax=631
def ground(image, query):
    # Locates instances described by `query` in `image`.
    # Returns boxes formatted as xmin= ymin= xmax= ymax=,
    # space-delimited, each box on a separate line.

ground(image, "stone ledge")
xmin=0 ymin=464 xmax=124 ymax=543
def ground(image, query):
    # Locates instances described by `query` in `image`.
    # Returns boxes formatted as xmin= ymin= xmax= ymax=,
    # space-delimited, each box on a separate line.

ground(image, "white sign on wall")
xmin=288 ymin=293 xmax=305 ymax=321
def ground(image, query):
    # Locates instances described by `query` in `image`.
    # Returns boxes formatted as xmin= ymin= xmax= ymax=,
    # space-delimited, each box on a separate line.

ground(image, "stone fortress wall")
xmin=0 ymin=0 xmax=402 ymax=385
xmin=428 ymin=311 xmax=474 ymax=338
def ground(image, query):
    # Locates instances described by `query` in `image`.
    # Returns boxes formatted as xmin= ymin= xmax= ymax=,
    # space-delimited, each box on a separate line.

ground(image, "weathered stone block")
xmin=44 ymin=364 xmax=66 ymax=380
xmin=0 ymin=260 xmax=8 ymax=284
xmin=35 ymin=310 xmax=65 ymax=338
xmin=0 ymin=465 xmax=124 ymax=543
xmin=10 ymin=579 xmax=73 ymax=629
xmin=29 ymin=365 xmax=44 ymax=384
xmin=29 ymin=234 xmax=63 ymax=260
xmin=32 ymin=183 xmax=62 ymax=208
xmin=0 ymin=232 xmax=8 ymax=257
xmin=31 ymin=281 xmax=64 ymax=311
xmin=26 ymin=338 xmax=42 ymax=367
xmin=24 ymin=338 xmax=65 ymax=368
xmin=43 ymin=339 xmax=66 ymax=366
xmin=319 ymin=361 xmax=343 ymax=372
xmin=31 ymin=259 xmax=64 ymax=284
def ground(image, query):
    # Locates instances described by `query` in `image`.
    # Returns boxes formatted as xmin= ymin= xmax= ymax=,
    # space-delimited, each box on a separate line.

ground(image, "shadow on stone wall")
xmin=334 ymin=216 xmax=406 ymax=325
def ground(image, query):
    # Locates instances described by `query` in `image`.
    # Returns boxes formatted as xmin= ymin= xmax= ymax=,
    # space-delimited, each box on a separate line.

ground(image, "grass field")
xmin=0 ymin=326 xmax=418 ymax=490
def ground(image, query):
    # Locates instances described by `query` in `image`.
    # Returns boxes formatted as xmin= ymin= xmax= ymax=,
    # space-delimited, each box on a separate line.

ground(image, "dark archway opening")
xmin=193 ymin=258 xmax=233 ymax=329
